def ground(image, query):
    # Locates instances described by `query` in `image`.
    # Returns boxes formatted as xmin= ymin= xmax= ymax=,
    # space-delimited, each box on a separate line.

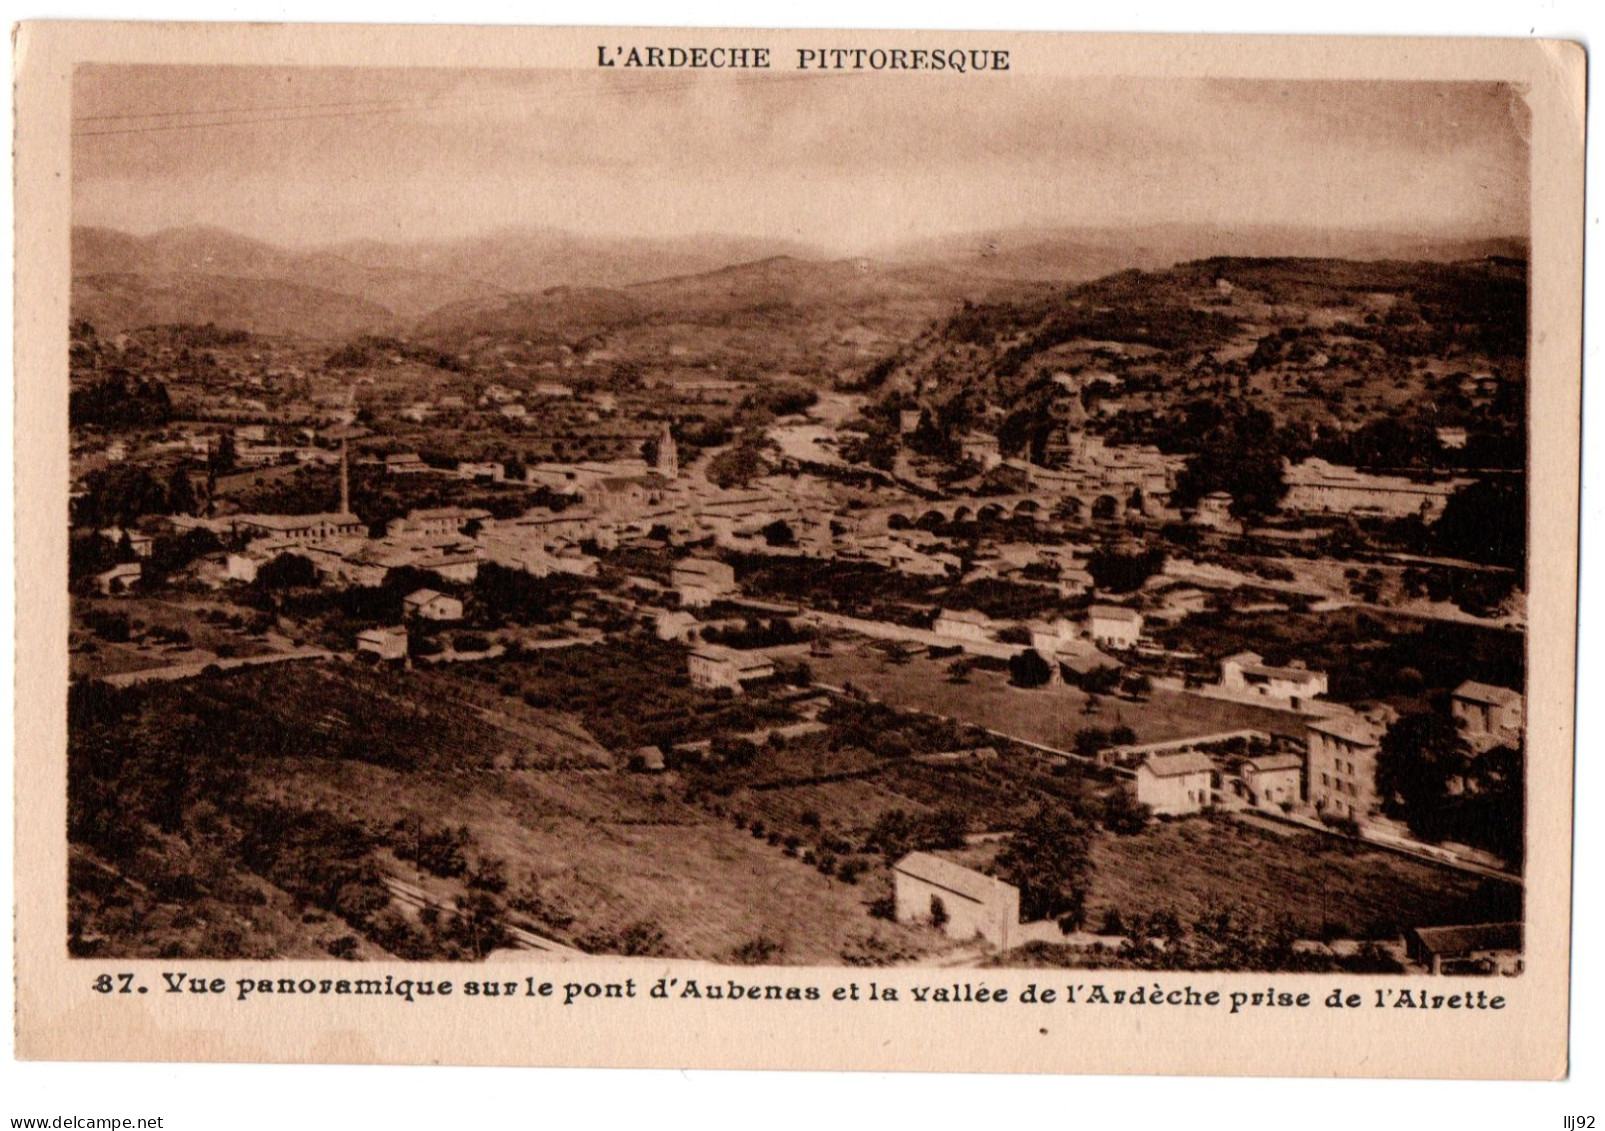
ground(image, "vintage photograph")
xmin=62 ymin=62 xmax=1534 ymax=977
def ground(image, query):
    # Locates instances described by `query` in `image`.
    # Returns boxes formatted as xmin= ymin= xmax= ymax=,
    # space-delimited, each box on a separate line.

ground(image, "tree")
xmin=707 ymin=443 xmax=767 ymax=488
xmin=1435 ymin=478 xmax=1526 ymax=577
xmin=71 ymin=465 xmax=171 ymax=528
xmin=1170 ymin=403 xmax=1288 ymax=520
xmin=1374 ymin=712 xmax=1472 ymax=839
xmin=1008 ymin=648 xmax=1052 ymax=688
xmin=761 ymin=519 xmax=796 ymax=547
xmin=1079 ymin=665 xmax=1122 ymax=696
xmin=1073 ymin=727 xmax=1111 ymax=758
xmin=922 ymin=806 xmax=969 ymax=850
xmin=996 ymin=805 xmax=1093 ymax=928
xmin=254 ymin=552 xmax=319 ymax=591
xmin=1102 ymin=787 xmax=1152 ymax=835
xmin=166 ymin=466 xmax=198 ymax=516
xmin=210 ymin=430 xmax=238 ymax=475
xmin=68 ymin=530 xmax=120 ymax=583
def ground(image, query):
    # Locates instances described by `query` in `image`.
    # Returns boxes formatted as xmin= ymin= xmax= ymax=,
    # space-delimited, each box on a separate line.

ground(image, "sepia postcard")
xmin=12 ymin=22 xmax=1584 ymax=1076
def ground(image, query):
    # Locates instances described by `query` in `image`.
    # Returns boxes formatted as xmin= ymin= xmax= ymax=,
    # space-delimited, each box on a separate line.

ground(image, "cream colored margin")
xmin=12 ymin=23 xmax=1585 ymax=1076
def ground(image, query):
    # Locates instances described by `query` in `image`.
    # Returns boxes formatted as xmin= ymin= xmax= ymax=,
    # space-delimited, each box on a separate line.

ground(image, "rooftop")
xmin=1308 ymin=715 xmax=1384 ymax=747
xmin=1242 ymin=753 xmax=1304 ymax=773
xmin=235 ymin=512 xmax=360 ymax=531
xmin=408 ymin=506 xmax=491 ymax=521
xmin=1409 ymin=922 xmax=1522 ymax=956
xmin=1453 ymin=680 xmax=1523 ymax=708
xmin=894 ymin=852 xmax=1015 ymax=906
xmin=1088 ymin=605 xmax=1142 ymax=624
xmin=1141 ymin=751 xmax=1215 ymax=778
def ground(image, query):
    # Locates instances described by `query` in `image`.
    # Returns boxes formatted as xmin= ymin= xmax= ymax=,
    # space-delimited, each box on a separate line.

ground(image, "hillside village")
xmin=67 ymin=240 xmax=1527 ymax=975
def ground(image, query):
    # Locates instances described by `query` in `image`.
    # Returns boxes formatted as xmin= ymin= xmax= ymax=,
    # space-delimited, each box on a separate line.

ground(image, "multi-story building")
xmin=1306 ymin=711 xmax=1392 ymax=823
xmin=687 ymin=646 xmax=775 ymax=693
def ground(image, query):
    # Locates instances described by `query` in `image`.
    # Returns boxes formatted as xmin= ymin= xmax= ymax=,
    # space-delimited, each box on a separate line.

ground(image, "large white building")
xmin=389 ymin=506 xmax=491 ymax=538
xmin=892 ymin=852 xmax=1020 ymax=950
xmin=231 ymin=512 xmax=364 ymax=543
xmin=933 ymin=608 xmax=997 ymax=645
xmin=1281 ymin=459 xmax=1469 ymax=523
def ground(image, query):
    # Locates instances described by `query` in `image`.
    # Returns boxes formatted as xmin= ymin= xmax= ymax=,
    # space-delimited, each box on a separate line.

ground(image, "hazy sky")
xmin=72 ymin=65 xmax=1530 ymax=253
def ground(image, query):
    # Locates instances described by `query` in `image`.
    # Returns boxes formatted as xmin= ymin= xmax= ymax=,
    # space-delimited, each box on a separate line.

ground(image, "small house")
xmin=933 ymin=608 xmax=996 ymax=645
xmin=1451 ymin=681 xmax=1524 ymax=749
xmin=384 ymin=452 xmax=430 ymax=474
xmin=654 ymin=609 xmax=700 ymax=642
xmin=630 ymin=745 xmax=667 ymax=773
xmin=356 ymin=626 xmax=409 ymax=662
xmin=403 ymin=589 xmax=464 ymax=622
xmin=1085 ymin=605 xmax=1143 ymax=650
xmin=1217 ymin=651 xmax=1328 ymax=709
xmin=958 ymin=432 xmax=1003 ymax=470
xmin=1405 ymin=923 xmax=1523 ymax=976
xmin=1135 ymin=751 xmax=1215 ymax=816
xmin=672 ymin=558 xmax=738 ymax=608
xmin=91 ymin=561 xmax=142 ymax=596
xmin=1239 ymin=752 xmax=1304 ymax=810
xmin=1191 ymin=491 xmax=1236 ymax=530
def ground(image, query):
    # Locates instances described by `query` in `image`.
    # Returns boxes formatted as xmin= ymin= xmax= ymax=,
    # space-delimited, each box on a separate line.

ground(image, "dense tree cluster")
xmin=70 ymin=375 xmax=175 ymax=430
xmin=996 ymin=804 xmax=1093 ymax=928
xmin=1375 ymin=712 xmax=1523 ymax=864
xmin=1169 ymin=403 xmax=1289 ymax=520
xmin=1085 ymin=546 xmax=1166 ymax=593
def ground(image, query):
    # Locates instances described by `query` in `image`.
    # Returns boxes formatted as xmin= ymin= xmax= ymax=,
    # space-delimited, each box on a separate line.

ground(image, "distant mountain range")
xmin=70 ymin=223 xmax=1527 ymax=342
xmin=881 ymin=223 xmax=1529 ymax=282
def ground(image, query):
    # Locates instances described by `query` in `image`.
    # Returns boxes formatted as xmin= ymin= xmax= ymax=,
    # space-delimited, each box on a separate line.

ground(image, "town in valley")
xmin=67 ymin=71 xmax=1530 ymax=976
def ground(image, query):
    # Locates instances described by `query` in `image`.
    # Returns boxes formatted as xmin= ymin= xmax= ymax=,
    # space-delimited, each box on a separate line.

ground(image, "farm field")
xmin=277 ymin=756 xmax=938 ymax=964
xmin=955 ymin=814 xmax=1519 ymax=941
xmin=811 ymin=640 xmax=1311 ymax=749
xmin=68 ymin=658 xmax=945 ymax=964
xmin=71 ymin=594 xmax=281 ymax=680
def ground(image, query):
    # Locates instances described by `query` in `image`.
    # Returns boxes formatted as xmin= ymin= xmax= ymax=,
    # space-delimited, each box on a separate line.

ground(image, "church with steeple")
xmin=1042 ymin=374 xmax=1089 ymax=467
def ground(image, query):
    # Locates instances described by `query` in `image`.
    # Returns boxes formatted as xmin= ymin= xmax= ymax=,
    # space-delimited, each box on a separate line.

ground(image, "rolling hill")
xmin=71 ymin=272 xmax=401 ymax=340
xmin=861 ymin=254 xmax=1528 ymax=463
xmin=69 ymin=225 xmax=824 ymax=338
xmin=411 ymin=254 xmax=1044 ymax=377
